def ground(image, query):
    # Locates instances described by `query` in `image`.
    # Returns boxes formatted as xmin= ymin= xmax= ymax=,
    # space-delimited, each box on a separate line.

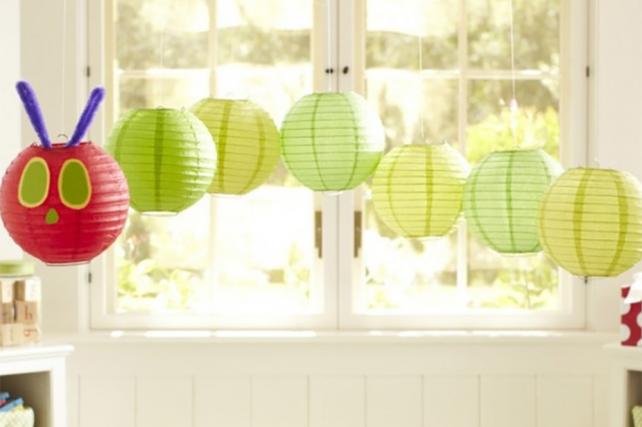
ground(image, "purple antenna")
xmin=66 ymin=87 xmax=105 ymax=148
xmin=15 ymin=81 xmax=52 ymax=149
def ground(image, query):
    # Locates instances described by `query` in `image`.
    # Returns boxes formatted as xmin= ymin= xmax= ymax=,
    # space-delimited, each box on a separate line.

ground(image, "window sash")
xmin=89 ymin=0 xmax=340 ymax=330
xmin=88 ymin=0 xmax=588 ymax=330
xmin=337 ymin=0 xmax=588 ymax=329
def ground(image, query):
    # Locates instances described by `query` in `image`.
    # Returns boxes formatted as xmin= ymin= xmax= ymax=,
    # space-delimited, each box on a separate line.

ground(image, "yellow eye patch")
xmin=59 ymin=159 xmax=92 ymax=209
xmin=18 ymin=157 xmax=50 ymax=208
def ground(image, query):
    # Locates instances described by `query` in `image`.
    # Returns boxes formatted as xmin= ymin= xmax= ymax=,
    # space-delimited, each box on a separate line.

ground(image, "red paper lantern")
xmin=0 ymin=142 xmax=129 ymax=265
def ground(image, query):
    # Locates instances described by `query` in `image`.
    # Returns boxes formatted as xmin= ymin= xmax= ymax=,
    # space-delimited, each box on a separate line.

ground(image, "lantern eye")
xmin=18 ymin=157 xmax=50 ymax=208
xmin=58 ymin=159 xmax=92 ymax=210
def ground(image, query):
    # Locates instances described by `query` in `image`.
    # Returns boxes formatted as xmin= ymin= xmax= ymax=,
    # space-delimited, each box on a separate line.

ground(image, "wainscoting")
xmin=65 ymin=334 xmax=612 ymax=427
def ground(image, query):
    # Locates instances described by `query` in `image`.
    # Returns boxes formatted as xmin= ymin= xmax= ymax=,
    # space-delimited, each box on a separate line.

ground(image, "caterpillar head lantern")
xmin=0 ymin=81 xmax=129 ymax=265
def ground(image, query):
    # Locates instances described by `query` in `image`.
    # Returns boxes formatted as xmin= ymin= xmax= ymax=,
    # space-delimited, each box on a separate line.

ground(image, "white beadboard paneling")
xmin=309 ymin=376 xmax=365 ymax=427
xmin=481 ymin=375 xmax=536 ymax=427
xmin=79 ymin=377 xmax=135 ymax=427
xmin=252 ymin=376 xmax=308 ymax=427
xmin=593 ymin=374 xmax=608 ymax=427
xmin=68 ymin=375 xmax=79 ymax=427
xmin=194 ymin=376 xmax=251 ymax=427
xmin=137 ymin=377 xmax=192 ymax=427
xmin=538 ymin=375 xmax=593 ymax=427
xmin=366 ymin=376 xmax=423 ymax=427
xmin=424 ymin=375 xmax=479 ymax=427
xmin=68 ymin=340 xmax=611 ymax=427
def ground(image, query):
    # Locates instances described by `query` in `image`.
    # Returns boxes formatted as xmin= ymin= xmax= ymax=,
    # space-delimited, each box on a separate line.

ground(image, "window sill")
xmin=47 ymin=330 xmax=617 ymax=345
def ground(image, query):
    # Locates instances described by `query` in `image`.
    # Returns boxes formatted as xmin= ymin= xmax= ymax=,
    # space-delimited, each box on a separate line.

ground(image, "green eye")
xmin=59 ymin=159 xmax=92 ymax=209
xmin=18 ymin=157 xmax=50 ymax=208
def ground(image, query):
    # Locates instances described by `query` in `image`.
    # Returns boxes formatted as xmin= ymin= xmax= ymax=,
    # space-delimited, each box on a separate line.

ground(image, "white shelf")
xmin=0 ymin=344 xmax=73 ymax=427
xmin=606 ymin=343 xmax=642 ymax=427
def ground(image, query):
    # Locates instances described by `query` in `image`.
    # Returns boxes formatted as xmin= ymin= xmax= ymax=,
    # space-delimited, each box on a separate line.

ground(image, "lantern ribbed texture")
xmin=106 ymin=108 xmax=217 ymax=214
xmin=280 ymin=92 xmax=385 ymax=191
xmin=191 ymin=98 xmax=280 ymax=195
xmin=538 ymin=168 xmax=642 ymax=277
xmin=463 ymin=148 xmax=562 ymax=254
xmin=0 ymin=142 xmax=129 ymax=265
xmin=372 ymin=143 xmax=469 ymax=238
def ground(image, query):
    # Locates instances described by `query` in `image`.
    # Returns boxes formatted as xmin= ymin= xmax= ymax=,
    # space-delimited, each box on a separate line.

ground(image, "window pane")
xmin=467 ymin=79 xmax=559 ymax=162
xmin=362 ymin=0 xmax=461 ymax=313
xmin=115 ymin=0 xmax=209 ymax=69
xmin=116 ymin=199 xmax=212 ymax=313
xmin=467 ymin=0 xmax=560 ymax=71
xmin=367 ymin=0 xmax=459 ymax=70
xmin=360 ymin=0 xmax=563 ymax=315
xmin=367 ymin=76 xmax=458 ymax=147
xmin=216 ymin=0 xmax=313 ymax=123
xmin=465 ymin=78 xmax=560 ymax=310
xmin=117 ymin=73 xmax=210 ymax=115
xmin=112 ymin=0 xmax=318 ymax=315
xmin=467 ymin=232 xmax=560 ymax=310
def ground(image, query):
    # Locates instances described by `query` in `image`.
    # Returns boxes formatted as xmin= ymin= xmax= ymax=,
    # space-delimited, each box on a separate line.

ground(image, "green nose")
xmin=45 ymin=208 xmax=59 ymax=225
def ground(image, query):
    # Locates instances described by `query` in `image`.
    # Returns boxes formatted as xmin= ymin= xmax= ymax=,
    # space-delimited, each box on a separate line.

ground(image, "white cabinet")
xmin=0 ymin=345 xmax=72 ymax=427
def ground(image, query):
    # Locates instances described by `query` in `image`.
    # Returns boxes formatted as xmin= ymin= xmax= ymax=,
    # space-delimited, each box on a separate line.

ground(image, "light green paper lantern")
xmin=372 ymin=143 xmax=469 ymax=238
xmin=463 ymin=148 xmax=562 ymax=254
xmin=106 ymin=108 xmax=217 ymax=214
xmin=191 ymin=98 xmax=280 ymax=195
xmin=280 ymin=92 xmax=385 ymax=191
xmin=538 ymin=167 xmax=642 ymax=277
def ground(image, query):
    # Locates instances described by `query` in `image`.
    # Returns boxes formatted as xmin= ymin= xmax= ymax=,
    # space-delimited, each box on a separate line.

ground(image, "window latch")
xmin=354 ymin=211 xmax=362 ymax=257
xmin=315 ymin=210 xmax=323 ymax=258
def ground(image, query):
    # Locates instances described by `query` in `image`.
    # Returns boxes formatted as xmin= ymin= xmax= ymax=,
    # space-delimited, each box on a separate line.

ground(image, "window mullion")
xmin=207 ymin=0 xmax=217 ymax=96
xmin=456 ymin=0 xmax=469 ymax=307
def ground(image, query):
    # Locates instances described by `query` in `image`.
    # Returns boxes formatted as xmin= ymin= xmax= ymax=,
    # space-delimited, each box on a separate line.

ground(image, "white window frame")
xmin=87 ymin=0 xmax=341 ymax=330
xmin=87 ymin=0 xmax=589 ymax=330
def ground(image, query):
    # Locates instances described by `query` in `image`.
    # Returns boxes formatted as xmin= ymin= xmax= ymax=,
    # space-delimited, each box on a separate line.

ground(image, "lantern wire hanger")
xmin=59 ymin=0 xmax=68 ymax=142
xmin=156 ymin=3 xmax=170 ymax=108
xmin=508 ymin=0 xmax=519 ymax=146
xmin=417 ymin=34 xmax=445 ymax=146
xmin=326 ymin=0 xmax=333 ymax=93
xmin=417 ymin=34 xmax=427 ymax=144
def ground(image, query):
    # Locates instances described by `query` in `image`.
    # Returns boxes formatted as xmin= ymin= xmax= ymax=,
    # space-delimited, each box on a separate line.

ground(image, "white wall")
xmin=0 ymin=0 xmax=22 ymax=259
xmin=586 ymin=0 xmax=642 ymax=332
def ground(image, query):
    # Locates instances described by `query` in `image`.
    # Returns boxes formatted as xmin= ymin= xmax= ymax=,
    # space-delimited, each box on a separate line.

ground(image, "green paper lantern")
xmin=191 ymin=98 xmax=280 ymax=195
xmin=372 ymin=143 xmax=469 ymax=238
xmin=463 ymin=148 xmax=562 ymax=254
xmin=106 ymin=108 xmax=217 ymax=214
xmin=538 ymin=167 xmax=642 ymax=277
xmin=280 ymin=92 xmax=385 ymax=191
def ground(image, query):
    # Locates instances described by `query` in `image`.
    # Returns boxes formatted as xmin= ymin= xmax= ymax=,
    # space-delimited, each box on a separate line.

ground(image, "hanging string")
xmin=417 ymin=35 xmax=425 ymax=143
xmin=326 ymin=0 xmax=333 ymax=92
xmin=508 ymin=0 xmax=518 ymax=145
xmin=60 ymin=0 xmax=68 ymax=140
xmin=157 ymin=6 xmax=168 ymax=107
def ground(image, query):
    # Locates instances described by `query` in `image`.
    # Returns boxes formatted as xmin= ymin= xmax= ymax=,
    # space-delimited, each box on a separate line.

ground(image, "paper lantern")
xmin=280 ymin=92 xmax=385 ymax=191
xmin=0 ymin=82 xmax=129 ymax=265
xmin=538 ymin=168 xmax=642 ymax=277
xmin=106 ymin=108 xmax=216 ymax=214
xmin=190 ymin=98 xmax=279 ymax=195
xmin=371 ymin=143 xmax=469 ymax=238
xmin=463 ymin=148 xmax=562 ymax=254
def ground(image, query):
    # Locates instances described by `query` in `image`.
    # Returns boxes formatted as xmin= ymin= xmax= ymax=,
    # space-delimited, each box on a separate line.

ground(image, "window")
xmin=89 ymin=0 xmax=587 ymax=329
